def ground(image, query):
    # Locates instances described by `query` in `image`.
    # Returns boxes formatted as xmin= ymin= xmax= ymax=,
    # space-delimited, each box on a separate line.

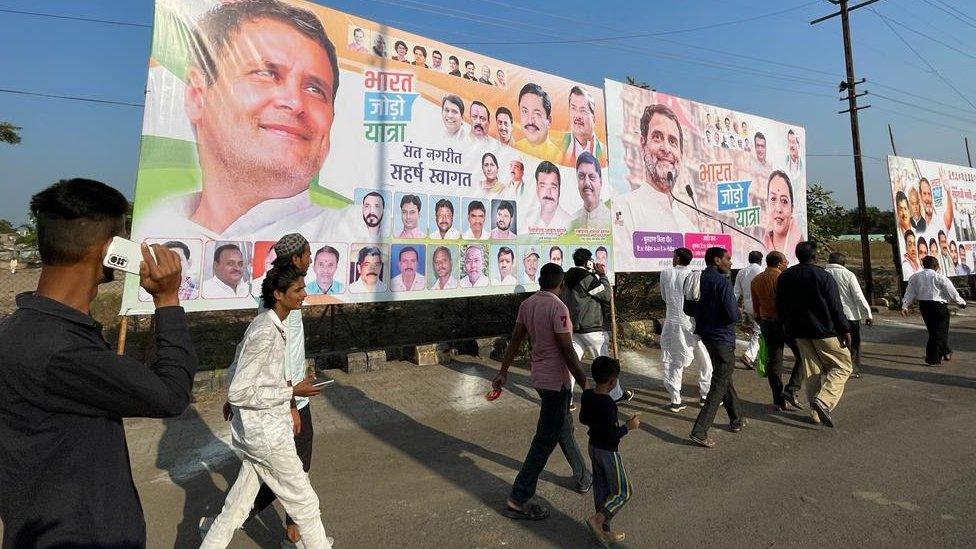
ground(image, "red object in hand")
xmin=485 ymin=387 xmax=503 ymax=401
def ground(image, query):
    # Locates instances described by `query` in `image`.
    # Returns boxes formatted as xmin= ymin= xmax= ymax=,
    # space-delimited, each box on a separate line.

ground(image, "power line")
xmin=871 ymin=10 xmax=976 ymax=62
xmin=0 ymin=88 xmax=144 ymax=107
xmin=0 ymin=8 xmax=150 ymax=28
xmin=921 ymin=0 xmax=976 ymax=29
xmin=871 ymin=92 xmax=976 ymax=125
xmin=870 ymin=8 xmax=976 ymax=112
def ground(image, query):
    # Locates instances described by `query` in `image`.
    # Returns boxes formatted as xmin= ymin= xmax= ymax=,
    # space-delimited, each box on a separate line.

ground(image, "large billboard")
xmin=888 ymin=155 xmax=976 ymax=280
xmin=605 ymin=79 xmax=807 ymax=271
xmin=122 ymin=0 xmax=611 ymax=314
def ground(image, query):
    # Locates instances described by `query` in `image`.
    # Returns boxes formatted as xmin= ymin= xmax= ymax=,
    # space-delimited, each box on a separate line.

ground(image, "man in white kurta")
xmin=659 ymin=248 xmax=712 ymax=412
xmin=733 ymin=252 xmax=765 ymax=368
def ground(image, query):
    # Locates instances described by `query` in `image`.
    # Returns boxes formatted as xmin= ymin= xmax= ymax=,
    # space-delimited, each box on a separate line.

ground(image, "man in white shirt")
xmin=202 ymin=243 xmax=250 ymax=298
xmin=492 ymin=246 xmax=518 ymax=285
xmin=459 ymin=245 xmax=489 ymax=288
xmin=825 ymin=252 xmax=873 ymax=377
xmin=525 ymin=161 xmax=572 ymax=229
xmin=561 ymin=86 xmax=607 ymax=167
xmin=331 ymin=191 xmax=388 ymax=242
xmin=490 ymin=201 xmax=517 ymax=239
xmin=348 ymin=246 xmax=388 ymax=293
xmin=429 ymin=246 xmax=459 ymax=290
xmin=397 ymin=194 xmax=424 ymax=239
xmin=733 ymin=251 xmax=764 ymax=369
xmin=521 ymin=246 xmax=540 ymax=284
xmin=390 ymin=246 xmax=426 ymax=291
xmin=430 ymin=49 xmax=445 ymax=72
xmin=462 ymin=201 xmax=490 ymax=240
xmin=137 ymin=1 xmax=341 ymax=243
xmin=572 ymin=152 xmax=611 ymax=228
xmin=902 ymin=255 xmax=966 ymax=366
xmin=659 ymin=247 xmax=712 ymax=412
xmin=612 ymin=104 xmax=701 ymax=272
xmin=785 ymin=129 xmax=803 ymax=180
xmin=441 ymin=95 xmax=469 ymax=141
xmin=496 ymin=107 xmax=514 ymax=147
xmin=431 ymin=199 xmax=461 ymax=239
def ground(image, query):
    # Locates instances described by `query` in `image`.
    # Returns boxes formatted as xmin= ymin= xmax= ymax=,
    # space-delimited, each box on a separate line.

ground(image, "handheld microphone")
xmin=669 ymin=186 xmax=765 ymax=246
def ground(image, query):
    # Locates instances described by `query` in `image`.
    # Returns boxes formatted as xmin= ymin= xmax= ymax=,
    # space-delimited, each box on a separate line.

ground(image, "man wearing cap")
xmin=214 ymin=233 xmax=323 ymax=547
xmin=522 ymin=246 xmax=540 ymax=284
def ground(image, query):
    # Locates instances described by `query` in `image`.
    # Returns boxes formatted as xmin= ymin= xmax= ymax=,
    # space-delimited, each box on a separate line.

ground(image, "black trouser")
xmin=761 ymin=319 xmax=806 ymax=404
xmin=252 ymin=404 xmax=313 ymax=526
xmin=849 ymin=320 xmax=862 ymax=372
xmin=691 ymin=340 xmax=742 ymax=439
xmin=918 ymin=300 xmax=950 ymax=364
xmin=510 ymin=388 xmax=589 ymax=504
xmin=784 ymin=336 xmax=804 ymax=396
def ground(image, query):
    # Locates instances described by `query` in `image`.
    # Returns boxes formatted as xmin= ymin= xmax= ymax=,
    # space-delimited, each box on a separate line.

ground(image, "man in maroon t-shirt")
xmin=493 ymin=263 xmax=591 ymax=520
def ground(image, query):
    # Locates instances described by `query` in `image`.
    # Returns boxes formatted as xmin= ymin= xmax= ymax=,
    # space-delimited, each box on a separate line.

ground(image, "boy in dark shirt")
xmin=580 ymin=356 xmax=639 ymax=545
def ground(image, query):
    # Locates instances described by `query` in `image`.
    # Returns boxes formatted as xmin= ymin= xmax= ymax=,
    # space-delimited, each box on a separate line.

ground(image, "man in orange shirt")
xmin=750 ymin=251 xmax=804 ymax=410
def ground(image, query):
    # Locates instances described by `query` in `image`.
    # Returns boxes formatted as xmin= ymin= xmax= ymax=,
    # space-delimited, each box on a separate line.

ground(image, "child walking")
xmin=579 ymin=356 xmax=639 ymax=546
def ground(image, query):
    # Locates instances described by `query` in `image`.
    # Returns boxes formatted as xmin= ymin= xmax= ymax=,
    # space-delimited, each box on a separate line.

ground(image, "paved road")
xmin=117 ymin=309 xmax=976 ymax=547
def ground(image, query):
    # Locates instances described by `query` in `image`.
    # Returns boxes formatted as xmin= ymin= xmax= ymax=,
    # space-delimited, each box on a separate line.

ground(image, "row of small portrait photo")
xmin=136 ymin=238 xmax=612 ymax=301
xmin=347 ymin=25 xmax=508 ymax=88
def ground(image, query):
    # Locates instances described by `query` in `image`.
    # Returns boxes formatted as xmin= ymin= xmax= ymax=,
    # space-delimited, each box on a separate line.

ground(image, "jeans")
xmin=691 ymin=341 xmax=743 ymax=439
xmin=919 ymin=301 xmax=950 ymax=364
xmin=510 ymin=388 xmax=590 ymax=504
xmin=252 ymin=404 xmax=313 ymax=526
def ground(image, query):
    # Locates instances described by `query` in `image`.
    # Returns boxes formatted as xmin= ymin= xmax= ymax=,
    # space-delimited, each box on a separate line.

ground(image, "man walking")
xmin=688 ymin=247 xmax=744 ymax=447
xmin=562 ymin=247 xmax=633 ymax=404
xmin=825 ymin=252 xmax=873 ymax=377
xmin=776 ymin=242 xmax=853 ymax=428
xmin=734 ymin=251 xmax=764 ymax=369
xmin=0 ymin=179 xmax=197 ymax=547
xmin=659 ymin=247 xmax=712 ymax=412
xmin=902 ymin=255 xmax=966 ymax=366
xmin=493 ymin=263 xmax=591 ymax=520
xmin=750 ymin=251 xmax=805 ymax=410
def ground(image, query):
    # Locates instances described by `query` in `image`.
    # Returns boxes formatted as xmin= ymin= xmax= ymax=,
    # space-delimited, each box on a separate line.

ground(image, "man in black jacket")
xmin=562 ymin=248 xmax=633 ymax=403
xmin=689 ymin=247 xmax=744 ymax=448
xmin=776 ymin=241 xmax=852 ymax=428
xmin=0 ymin=179 xmax=197 ymax=547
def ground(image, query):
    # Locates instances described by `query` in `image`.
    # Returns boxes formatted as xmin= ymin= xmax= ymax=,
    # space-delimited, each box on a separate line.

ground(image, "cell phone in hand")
xmin=103 ymin=236 xmax=154 ymax=275
xmin=312 ymin=379 xmax=335 ymax=388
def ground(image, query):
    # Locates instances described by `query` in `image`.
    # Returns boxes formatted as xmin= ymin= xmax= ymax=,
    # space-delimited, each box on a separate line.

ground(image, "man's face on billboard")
xmin=755 ymin=136 xmax=767 ymax=163
xmin=909 ymin=188 xmax=921 ymax=219
xmin=576 ymin=162 xmax=602 ymax=210
xmin=536 ymin=171 xmax=560 ymax=215
xmin=436 ymin=204 xmax=454 ymax=233
xmin=399 ymin=249 xmax=418 ymax=277
xmin=433 ymin=249 xmax=452 ymax=279
xmin=314 ymin=250 xmax=338 ymax=287
xmin=569 ymin=92 xmax=594 ymax=143
xmin=464 ymin=247 xmax=484 ymax=280
xmin=187 ymin=20 xmax=336 ymax=197
xmin=166 ymin=245 xmax=191 ymax=276
xmin=442 ymin=100 xmax=462 ymax=134
xmin=353 ymin=29 xmax=364 ymax=45
xmin=549 ymin=247 xmax=562 ymax=264
xmin=468 ymin=207 xmax=485 ymax=234
xmin=215 ymin=248 xmax=244 ymax=287
xmin=788 ymin=132 xmax=799 ymax=161
xmin=432 ymin=51 xmax=442 ymax=67
xmin=358 ymin=252 xmax=382 ymax=283
xmin=401 ymin=201 xmax=419 ymax=231
xmin=496 ymin=207 xmax=511 ymax=231
xmin=498 ymin=251 xmax=513 ymax=278
xmin=465 ymin=62 xmax=476 ymax=77
xmin=496 ymin=113 xmax=512 ymax=143
xmin=519 ymin=92 xmax=551 ymax=145
xmin=641 ymin=112 xmax=682 ymax=193
xmin=449 ymin=57 xmax=459 ymax=71
xmin=595 ymin=249 xmax=608 ymax=265
xmin=510 ymin=161 xmax=523 ymax=181
xmin=920 ymin=180 xmax=934 ymax=217
xmin=523 ymin=254 xmax=538 ymax=278
xmin=363 ymin=195 xmax=384 ymax=228
xmin=470 ymin=104 xmax=489 ymax=137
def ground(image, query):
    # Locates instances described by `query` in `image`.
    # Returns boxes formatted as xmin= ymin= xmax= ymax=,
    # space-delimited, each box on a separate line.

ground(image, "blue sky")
xmin=1 ymin=0 xmax=974 ymax=225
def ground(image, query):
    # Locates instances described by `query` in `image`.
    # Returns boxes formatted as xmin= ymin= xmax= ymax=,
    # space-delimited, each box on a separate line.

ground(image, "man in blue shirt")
xmin=688 ymin=247 xmax=744 ymax=447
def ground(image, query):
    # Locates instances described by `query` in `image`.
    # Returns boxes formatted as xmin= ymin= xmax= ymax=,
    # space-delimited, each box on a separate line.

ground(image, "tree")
xmin=625 ymin=76 xmax=650 ymax=90
xmin=0 ymin=219 xmax=14 ymax=234
xmin=0 ymin=122 xmax=21 ymax=145
xmin=806 ymin=183 xmax=845 ymax=249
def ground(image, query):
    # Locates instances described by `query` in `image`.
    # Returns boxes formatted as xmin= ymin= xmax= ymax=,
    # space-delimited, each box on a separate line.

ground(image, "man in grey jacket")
xmin=562 ymin=248 xmax=632 ymax=403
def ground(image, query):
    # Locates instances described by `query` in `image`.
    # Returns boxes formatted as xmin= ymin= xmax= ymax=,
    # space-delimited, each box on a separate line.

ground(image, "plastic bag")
xmin=755 ymin=334 xmax=768 ymax=378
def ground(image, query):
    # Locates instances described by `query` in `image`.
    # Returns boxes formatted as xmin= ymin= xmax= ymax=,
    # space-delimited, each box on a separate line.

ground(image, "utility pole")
xmin=966 ymin=137 xmax=972 ymax=168
xmin=812 ymin=0 xmax=881 ymax=300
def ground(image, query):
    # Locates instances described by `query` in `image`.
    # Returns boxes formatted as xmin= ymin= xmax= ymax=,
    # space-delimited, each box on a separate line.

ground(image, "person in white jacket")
xmin=200 ymin=265 xmax=331 ymax=549
xmin=659 ymin=247 xmax=712 ymax=412
xmin=825 ymin=252 xmax=873 ymax=377
xmin=733 ymin=251 xmax=764 ymax=369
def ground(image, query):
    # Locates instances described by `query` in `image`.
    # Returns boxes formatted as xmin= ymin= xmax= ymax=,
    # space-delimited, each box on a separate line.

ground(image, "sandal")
xmin=501 ymin=501 xmax=549 ymax=520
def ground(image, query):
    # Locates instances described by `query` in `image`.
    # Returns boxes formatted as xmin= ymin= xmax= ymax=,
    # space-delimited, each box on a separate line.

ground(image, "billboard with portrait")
xmin=888 ymin=155 xmax=976 ymax=280
xmin=605 ymin=79 xmax=807 ymax=271
xmin=122 ymin=0 xmax=611 ymax=314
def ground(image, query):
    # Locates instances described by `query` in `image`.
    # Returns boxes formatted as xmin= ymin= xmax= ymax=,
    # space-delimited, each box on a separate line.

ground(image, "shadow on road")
xmin=323 ymin=382 xmax=593 ymax=547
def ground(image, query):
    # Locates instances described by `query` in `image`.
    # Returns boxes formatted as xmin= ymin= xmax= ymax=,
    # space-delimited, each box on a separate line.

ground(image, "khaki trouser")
xmin=796 ymin=337 xmax=853 ymax=411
